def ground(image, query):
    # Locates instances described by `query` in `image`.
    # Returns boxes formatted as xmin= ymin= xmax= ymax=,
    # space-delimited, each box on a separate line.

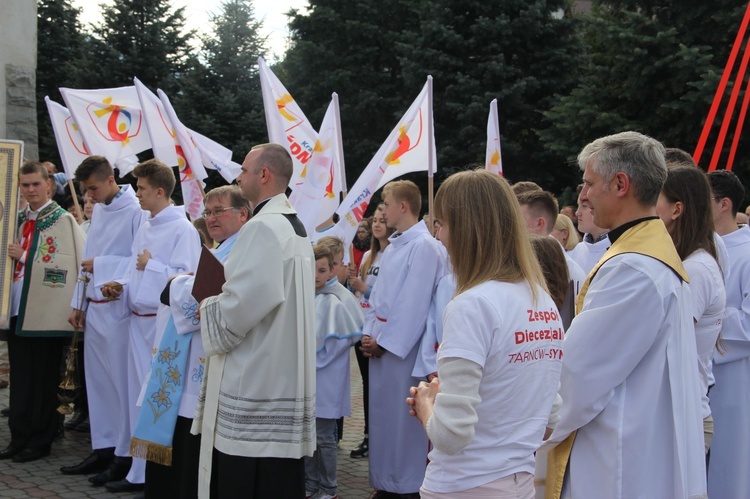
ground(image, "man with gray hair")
xmin=191 ymin=143 xmax=316 ymax=497
xmin=544 ymin=132 xmax=706 ymax=498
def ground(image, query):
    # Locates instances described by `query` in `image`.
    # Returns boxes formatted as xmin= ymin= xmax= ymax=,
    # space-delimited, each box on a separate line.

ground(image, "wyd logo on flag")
xmin=64 ymin=117 xmax=89 ymax=155
xmin=87 ymin=97 xmax=143 ymax=146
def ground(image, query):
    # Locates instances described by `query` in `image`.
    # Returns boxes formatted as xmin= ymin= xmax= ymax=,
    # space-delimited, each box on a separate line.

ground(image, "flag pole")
xmin=332 ymin=92 xmax=348 ymax=199
xmin=66 ymin=179 xmax=82 ymax=218
xmin=427 ymin=76 xmax=435 ymax=224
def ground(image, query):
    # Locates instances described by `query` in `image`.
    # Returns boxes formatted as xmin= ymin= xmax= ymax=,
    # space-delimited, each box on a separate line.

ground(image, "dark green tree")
xmin=88 ymin=0 xmax=195 ymax=91
xmin=36 ymin=0 xmax=87 ymax=163
xmin=398 ymin=0 xmax=584 ymax=190
xmin=174 ymin=0 xmax=267 ymax=165
xmin=539 ymin=1 xmax=750 ymax=182
xmin=281 ymin=0 xmax=422 ymax=188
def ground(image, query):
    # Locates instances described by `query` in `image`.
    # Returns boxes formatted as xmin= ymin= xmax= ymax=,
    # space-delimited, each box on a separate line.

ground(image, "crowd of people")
xmin=0 ymin=131 xmax=747 ymax=499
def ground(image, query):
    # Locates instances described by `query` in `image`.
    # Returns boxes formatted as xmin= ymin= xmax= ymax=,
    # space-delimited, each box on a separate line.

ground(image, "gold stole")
xmin=544 ymin=219 xmax=688 ymax=499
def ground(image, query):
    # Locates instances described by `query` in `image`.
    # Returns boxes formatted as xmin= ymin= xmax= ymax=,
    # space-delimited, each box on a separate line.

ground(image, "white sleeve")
xmin=549 ymin=259 xmax=668 ymax=442
xmin=425 ymin=357 xmax=482 ymax=455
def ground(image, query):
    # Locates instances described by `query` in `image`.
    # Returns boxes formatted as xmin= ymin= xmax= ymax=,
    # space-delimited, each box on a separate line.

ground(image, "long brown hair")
xmin=360 ymin=204 xmax=395 ymax=279
xmin=434 ymin=169 xmax=547 ymax=299
xmin=530 ymin=235 xmax=570 ymax=311
xmin=661 ymin=166 xmax=718 ymax=263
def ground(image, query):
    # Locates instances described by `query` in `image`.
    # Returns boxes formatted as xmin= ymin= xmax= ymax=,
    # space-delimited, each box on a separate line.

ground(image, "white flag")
xmin=289 ymin=93 xmax=345 ymax=237
xmin=156 ymin=89 xmax=206 ymax=220
xmin=486 ymin=99 xmax=503 ymax=175
xmin=134 ymin=77 xmax=179 ymax=166
xmin=45 ymin=97 xmax=90 ymax=179
xmin=258 ymin=57 xmax=318 ymax=188
xmin=313 ymin=77 xmax=435 ymax=248
xmin=59 ymin=86 xmax=151 ymax=176
xmin=190 ymin=130 xmax=242 ymax=184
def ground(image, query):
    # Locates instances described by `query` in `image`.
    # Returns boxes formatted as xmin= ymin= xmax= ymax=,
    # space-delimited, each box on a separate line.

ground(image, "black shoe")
xmin=12 ymin=448 xmax=50 ymax=463
xmin=60 ymin=452 xmax=113 ymax=475
xmin=64 ymin=411 xmax=88 ymax=430
xmin=105 ymin=479 xmax=145 ymax=493
xmin=0 ymin=444 xmax=22 ymax=460
xmin=350 ymin=437 xmax=369 ymax=458
xmin=89 ymin=460 xmax=130 ymax=486
xmin=0 ymin=407 xmax=9 ymax=417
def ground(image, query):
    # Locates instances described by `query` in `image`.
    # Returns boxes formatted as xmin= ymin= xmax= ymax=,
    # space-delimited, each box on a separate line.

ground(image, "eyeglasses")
xmin=201 ymin=207 xmax=240 ymax=218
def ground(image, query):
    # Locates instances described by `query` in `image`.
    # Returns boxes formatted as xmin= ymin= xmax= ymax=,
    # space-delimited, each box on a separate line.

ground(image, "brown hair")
xmin=529 ymin=235 xmax=570 ymax=311
xmin=133 ymin=159 xmax=176 ymax=198
xmin=434 ymin=169 xmax=547 ymax=299
xmin=360 ymin=204 xmax=395 ymax=279
xmin=517 ymin=189 xmax=559 ymax=235
xmin=313 ymin=244 xmax=334 ymax=268
xmin=661 ymin=166 xmax=718 ymax=263
xmin=75 ymin=156 xmax=114 ymax=183
xmin=19 ymin=161 xmax=50 ymax=181
xmin=205 ymin=185 xmax=251 ymax=216
xmin=382 ymin=180 xmax=421 ymax=216
xmin=251 ymin=143 xmax=293 ymax=186
xmin=511 ymin=181 xmax=542 ymax=196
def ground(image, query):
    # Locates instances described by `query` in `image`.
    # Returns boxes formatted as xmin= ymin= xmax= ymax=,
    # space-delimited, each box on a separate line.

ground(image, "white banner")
xmin=486 ymin=98 xmax=503 ymax=175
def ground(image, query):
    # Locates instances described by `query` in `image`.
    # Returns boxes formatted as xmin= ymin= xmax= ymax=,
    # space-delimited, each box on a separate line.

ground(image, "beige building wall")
xmin=0 ymin=0 xmax=38 ymax=160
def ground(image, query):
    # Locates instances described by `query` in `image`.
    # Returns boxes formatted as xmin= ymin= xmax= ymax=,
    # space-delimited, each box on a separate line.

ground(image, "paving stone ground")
xmin=0 ymin=350 xmax=373 ymax=498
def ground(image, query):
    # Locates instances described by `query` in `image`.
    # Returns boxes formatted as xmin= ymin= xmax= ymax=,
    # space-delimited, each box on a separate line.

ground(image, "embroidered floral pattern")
xmin=146 ymin=340 xmax=183 ymax=423
xmin=37 ymin=236 xmax=58 ymax=264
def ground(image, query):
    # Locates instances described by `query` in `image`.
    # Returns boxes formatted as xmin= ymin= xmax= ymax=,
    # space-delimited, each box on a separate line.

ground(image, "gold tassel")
xmin=130 ymin=437 xmax=173 ymax=466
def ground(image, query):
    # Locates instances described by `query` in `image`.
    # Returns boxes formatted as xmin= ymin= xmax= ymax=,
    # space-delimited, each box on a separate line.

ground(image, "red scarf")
xmin=13 ymin=219 xmax=36 ymax=281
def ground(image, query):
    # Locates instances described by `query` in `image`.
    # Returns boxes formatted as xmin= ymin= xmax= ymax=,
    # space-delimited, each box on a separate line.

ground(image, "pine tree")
xmin=539 ymin=1 xmax=750 ymax=181
xmin=36 ymin=0 xmax=87 ymax=164
xmin=281 ymin=0 xmax=422 ymax=187
xmin=398 ymin=0 xmax=584 ymax=189
xmin=175 ymin=0 xmax=267 ymax=166
xmin=89 ymin=0 xmax=195 ymax=91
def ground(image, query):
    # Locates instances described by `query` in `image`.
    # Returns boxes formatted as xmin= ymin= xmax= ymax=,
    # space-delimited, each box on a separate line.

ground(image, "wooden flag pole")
xmin=66 ymin=179 xmax=82 ymax=219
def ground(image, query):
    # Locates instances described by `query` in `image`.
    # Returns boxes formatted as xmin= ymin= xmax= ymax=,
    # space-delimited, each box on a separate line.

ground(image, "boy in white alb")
xmin=361 ymin=180 xmax=447 ymax=496
xmin=62 ymin=156 xmax=146 ymax=485
xmin=306 ymin=246 xmax=364 ymax=499
xmin=101 ymin=160 xmax=201 ymax=493
xmin=707 ymin=170 xmax=750 ymax=498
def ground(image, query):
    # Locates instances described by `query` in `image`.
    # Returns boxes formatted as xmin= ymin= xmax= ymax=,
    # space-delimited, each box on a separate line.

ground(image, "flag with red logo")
xmin=44 ymin=97 xmax=90 ymax=179
xmin=156 ymin=89 xmax=206 ymax=220
xmin=289 ymin=93 xmax=346 ymax=237
xmin=258 ymin=57 xmax=318 ymax=189
xmin=314 ymin=77 xmax=434 ymax=248
xmin=59 ymin=86 xmax=151 ymax=176
xmin=486 ymin=98 xmax=503 ymax=175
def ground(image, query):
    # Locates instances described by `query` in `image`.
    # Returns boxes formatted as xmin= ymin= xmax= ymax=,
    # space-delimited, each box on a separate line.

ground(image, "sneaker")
xmin=318 ymin=495 xmax=338 ymax=499
xmin=350 ymin=436 xmax=368 ymax=458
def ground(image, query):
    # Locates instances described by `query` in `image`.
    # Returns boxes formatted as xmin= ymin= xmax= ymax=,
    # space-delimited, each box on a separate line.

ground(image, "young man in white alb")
xmin=101 ymin=160 xmax=201 ymax=493
xmin=361 ymin=180 xmax=446 ymax=497
xmin=61 ymin=156 xmax=146 ymax=485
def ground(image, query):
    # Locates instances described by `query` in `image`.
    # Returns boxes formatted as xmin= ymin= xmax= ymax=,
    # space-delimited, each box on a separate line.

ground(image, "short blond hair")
xmin=435 ymin=169 xmax=546 ymax=300
xmin=316 ymin=236 xmax=344 ymax=257
xmin=382 ymin=180 xmax=421 ymax=216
